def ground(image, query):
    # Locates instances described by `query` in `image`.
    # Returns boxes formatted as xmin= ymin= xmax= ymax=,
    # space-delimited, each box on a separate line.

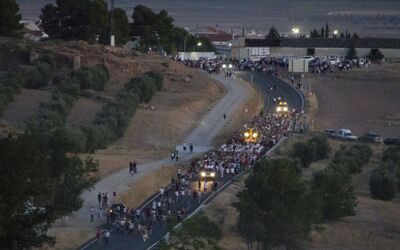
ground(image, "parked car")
xmin=337 ymin=129 xmax=358 ymax=141
xmin=384 ymin=137 xmax=400 ymax=145
xmin=360 ymin=133 xmax=383 ymax=143
xmin=324 ymin=129 xmax=337 ymax=138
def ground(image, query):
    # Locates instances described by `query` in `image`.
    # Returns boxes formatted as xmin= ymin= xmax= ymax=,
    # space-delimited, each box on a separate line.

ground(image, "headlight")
xmin=210 ymin=172 xmax=215 ymax=177
xmin=276 ymin=107 xmax=282 ymax=112
xmin=244 ymin=132 xmax=250 ymax=138
xmin=252 ymin=133 xmax=258 ymax=138
xmin=201 ymin=172 xmax=206 ymax=177
xmin=283 ymin=107 xmax=288 ymax=112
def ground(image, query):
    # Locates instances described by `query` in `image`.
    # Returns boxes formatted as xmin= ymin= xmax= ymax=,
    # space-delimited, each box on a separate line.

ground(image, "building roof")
xmin=244 ymin=38 xmax=400 ymax=49
xmin=244 ymin=39 xmax=279 ymax=47
xmin=190 ymin=26 xmax=232 ymax=42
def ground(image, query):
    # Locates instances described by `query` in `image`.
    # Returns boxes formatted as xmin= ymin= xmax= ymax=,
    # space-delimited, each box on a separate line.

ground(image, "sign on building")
xmin=238 ymin=47 xmax=270 ymax=60
xmin=288 ymin=59 xmax=309 ymax=73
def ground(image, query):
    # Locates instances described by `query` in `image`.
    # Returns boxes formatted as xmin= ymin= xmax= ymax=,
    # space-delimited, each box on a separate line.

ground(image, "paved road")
xmin=83 ymin=173 xmax=236 ymax=250
xmin=79 ymin=72 xmax=304 ymax=250
xmin=236 ymin=71 xmax=304 ymax=113
xmin=70 ymin=73 xmax=249 ymax=242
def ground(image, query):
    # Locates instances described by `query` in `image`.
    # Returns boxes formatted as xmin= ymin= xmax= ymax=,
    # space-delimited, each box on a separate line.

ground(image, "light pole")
xmin=193 ymin=42 xmax=202 ymax=52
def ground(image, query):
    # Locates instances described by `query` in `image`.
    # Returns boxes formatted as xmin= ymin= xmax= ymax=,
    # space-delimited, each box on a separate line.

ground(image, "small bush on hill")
xmin=81 ymin=125 xmax=112 ymax=153
xmin=181 ymin=212 xmax=222 ymax=240
xmin=331 ymin=144 xmax=372 ymax=174
xmin=307 ymin=135 xmax=331 ymax=160
xmin=369 ymin=163 xmax=397 ymax=201
xmin=313 ymin=165 xmax=357 ymax=220
xmin=23 ymin=62 xmax=54 ymax=89
xmin=74 ymin=64 xmax=110 ymax=91
xmin=126 ymin=75 xmax=157 ymax=103
xmin=291 ymin=142 xmax=315 ymax=168
xmin=144 ymin=71 xmax=164 ymax=91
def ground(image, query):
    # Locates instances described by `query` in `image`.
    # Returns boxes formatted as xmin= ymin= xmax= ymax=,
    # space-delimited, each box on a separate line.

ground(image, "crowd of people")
xmin=92 ymin=109 xmax=295 ymax=246
xmin=91 ymin=56 xmax=302 ymax=246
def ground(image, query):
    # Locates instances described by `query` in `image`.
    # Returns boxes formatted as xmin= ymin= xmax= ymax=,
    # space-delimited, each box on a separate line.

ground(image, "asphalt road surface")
xmin=83 ymin=173 xmax=236 ymax=250
xmin=236 ymin=71 xmax=304 ymax=113
xmin=80 ymin=72 xmax=303 ymax=250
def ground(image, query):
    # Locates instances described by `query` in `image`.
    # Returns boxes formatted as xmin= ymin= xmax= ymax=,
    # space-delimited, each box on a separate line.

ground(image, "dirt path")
xmin=50 ymin=73 xmax=250 ymax=249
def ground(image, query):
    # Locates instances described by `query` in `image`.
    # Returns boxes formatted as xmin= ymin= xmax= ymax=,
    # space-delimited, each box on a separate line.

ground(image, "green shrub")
xmin=182 ymin=212 xmax=222 ymax=240
xmin=48 ymin=127 xmax=87 ymax=153
xmin=74 ymin=64 xmax=110 ymax=91
xmin=307 ymin=135 xmax=330 ymax=160
xmin=382 ymin=146 xmax=400 ymax=165
xmin=331 ymin=144 xmax=372 ymax=174
xmin=313 ymin=166 xmax=357 ymax=220
xmin=291 ymin=142 xmax=316 ymax=168
xmin=144 ymin=71 xmax=164 ymax=91
xmin=81 ymin=125 xmax=112 ymax=153
xmin=23 ymin=62 xmax=53 ymax=89
xmin=126 ymin=75 xmax=157 ymax=103
xmin=368 ymin=49 xmax=384 ymax=62
xmin=369 ymin=164 xmax=397 ymax=201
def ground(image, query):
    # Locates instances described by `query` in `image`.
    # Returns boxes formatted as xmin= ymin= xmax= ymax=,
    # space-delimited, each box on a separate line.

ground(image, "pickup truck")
xmin=324 ymin=128 xmax=358 ymax=141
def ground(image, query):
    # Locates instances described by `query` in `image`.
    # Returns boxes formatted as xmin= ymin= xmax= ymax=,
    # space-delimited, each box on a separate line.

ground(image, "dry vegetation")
xmin=0 ymin=40 xmax=225 ymax=177
xmin=120 ymin=166 xmax=177 ymax=209
xmin=1 ymin=88 xmax=50 ymax=126
xmin=213 ymin=79 xmax=263 ymax=145
xmin=308 ymin=63 xmax=400 ymax=137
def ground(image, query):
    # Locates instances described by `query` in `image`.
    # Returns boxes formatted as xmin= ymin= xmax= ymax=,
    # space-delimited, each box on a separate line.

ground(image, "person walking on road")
xmin=189 ymin=143 xmax=193 ymax=153
xmin=104 ymin=230 xmax=110 ymax=245
xmin=223 ymin=113 xmax=227 ymax=121
xmin=97 ymin=192 xmax=102 ymax=207
xmin=90 ymin=206 xmax=95 ymax=223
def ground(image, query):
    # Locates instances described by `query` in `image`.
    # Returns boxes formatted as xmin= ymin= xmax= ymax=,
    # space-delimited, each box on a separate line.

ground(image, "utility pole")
xmin=110 ymin=0 xmax=115 ymax=46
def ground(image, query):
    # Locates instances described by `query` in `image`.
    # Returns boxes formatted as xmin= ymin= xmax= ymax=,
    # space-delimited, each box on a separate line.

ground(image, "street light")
xmin=292 ymin=27 xmax=300 ymax=34
xmin=197 ymin=42 xmax=202 ymax=47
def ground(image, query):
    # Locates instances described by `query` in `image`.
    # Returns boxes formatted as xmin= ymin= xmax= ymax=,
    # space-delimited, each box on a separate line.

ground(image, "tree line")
xmin=235 ymin=136 xmax=373 ymax=249
xmin=0 ymin=0 xmax=215 ymax=53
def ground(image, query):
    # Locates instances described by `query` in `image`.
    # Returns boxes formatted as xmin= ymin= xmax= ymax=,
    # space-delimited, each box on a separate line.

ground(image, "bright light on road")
xmin=252 ymin=132 xmax=258 ymax=138
xmin=292 ymin=27 xmax=300 ymax=34
xmin=333 ymin=30 xmax=339 ymax=35
xmin=197 ymin=42 xmax=202 ymax=46
xmin=201 ymin=172 xmax=206 ymax=177
xmin=222 ymin=64 xmax=227 ymax=69
xmin=244 ymin=132 xmax=250 ymax=138
xmin=228 ymin=64 xmax=233 ymax=68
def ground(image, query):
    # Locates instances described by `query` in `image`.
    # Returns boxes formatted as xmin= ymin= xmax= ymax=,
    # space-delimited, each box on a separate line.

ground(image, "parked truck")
xmin=325 ymin=128 xmax=358 ymax=141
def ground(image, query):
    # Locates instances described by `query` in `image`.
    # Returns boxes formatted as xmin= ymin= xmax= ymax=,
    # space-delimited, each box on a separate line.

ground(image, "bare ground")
xmin=66 ymin=97 xmax=103 ymax=127
xmin=309 ymin=63 xmax=400 ymax=137
xmin=90 ymin=61 xmax=225 ymax=178
xmin=213 ymin=79 xmax=264 ymax=146
xmin=1 ymin=88 xmax=50 ymax=126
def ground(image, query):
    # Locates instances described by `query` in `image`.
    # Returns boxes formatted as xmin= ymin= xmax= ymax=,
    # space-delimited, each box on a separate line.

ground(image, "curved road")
xmin=236 ymin=71 xmax=304 ymax=113
xmin=70 ymin=73 xmax=249 ymax=247
xmin=79 ymin=71 xmax=304 ymax=250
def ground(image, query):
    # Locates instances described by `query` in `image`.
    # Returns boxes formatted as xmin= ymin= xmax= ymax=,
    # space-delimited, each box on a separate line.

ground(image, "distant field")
xmin=310 ymin=63 xmax=400 ymax=138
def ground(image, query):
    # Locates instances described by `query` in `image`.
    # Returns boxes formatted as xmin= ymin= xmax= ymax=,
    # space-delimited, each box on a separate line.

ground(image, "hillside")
xmin=0 ymin=38 xmax=225 ymax=177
